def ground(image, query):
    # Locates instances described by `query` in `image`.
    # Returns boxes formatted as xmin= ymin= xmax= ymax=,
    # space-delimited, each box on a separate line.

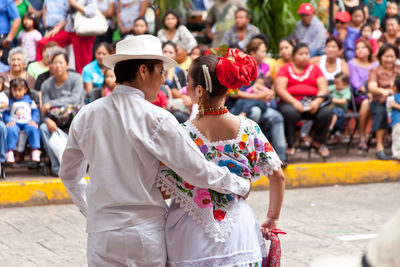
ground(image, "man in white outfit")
xmin=59 ymin=35 xmax=251 ymax=266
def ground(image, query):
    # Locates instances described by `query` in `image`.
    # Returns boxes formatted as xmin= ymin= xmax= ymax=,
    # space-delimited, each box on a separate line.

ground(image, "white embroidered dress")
xmin=157 ymin=117 xmax=282 ymax=267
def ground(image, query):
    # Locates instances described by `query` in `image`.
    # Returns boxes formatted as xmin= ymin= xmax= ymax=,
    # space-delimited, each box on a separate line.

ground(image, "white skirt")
xmin=166 ymin=199 xmax=266 ymax=267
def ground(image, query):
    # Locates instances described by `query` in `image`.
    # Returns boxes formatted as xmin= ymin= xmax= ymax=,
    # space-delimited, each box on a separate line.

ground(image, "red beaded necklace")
xmin=198 ymin=106 xmax=229 ymax=117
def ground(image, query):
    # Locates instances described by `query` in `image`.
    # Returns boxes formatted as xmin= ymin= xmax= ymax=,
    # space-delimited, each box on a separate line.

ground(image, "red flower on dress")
xmin=183 ymin=182 xmax=194 ymax=190
xmin=264 ymin=142 xmax=274 ymax=152
xmin=239 ymin=141 xmax=246 ymax=150
xmin=213 ymin=209 xmax=227 ymax=221
xmin=247 ymin=151 xmax=257 ymax=164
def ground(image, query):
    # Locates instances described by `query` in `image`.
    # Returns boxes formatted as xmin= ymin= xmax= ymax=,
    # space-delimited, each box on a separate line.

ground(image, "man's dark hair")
xmin=114 ymin=59 xmax=162 ymax=83
xmin=235 ymin=7 xmax=251 ymax=19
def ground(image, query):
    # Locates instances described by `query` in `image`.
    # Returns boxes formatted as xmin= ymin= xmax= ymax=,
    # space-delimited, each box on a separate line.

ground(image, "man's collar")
xmin=113 ymin=85 xmax=145 ymax=98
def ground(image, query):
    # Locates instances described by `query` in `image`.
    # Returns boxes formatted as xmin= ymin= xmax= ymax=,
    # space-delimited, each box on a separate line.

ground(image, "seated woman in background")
xmin=347 ymin=39 xmax=379 ymax=152
xmin=311 ymin=35 xmax=349 ymax=85
xmin=275 ymin=43 xmax=333 ymax=160
xmin=40 ymin=50 xmax=85 ymax=176
xmin=274 ymin=37 xmax=296 ymax=78
xmin=157 ymin=10 xmax=197 ymax=54
xmin=27 ymin=41 xmax=59 ymax=79
xmin=378 ymin=16 xmax=400 ymax=47
xmin=162 ymin=41 xmax=191 ymax=123
xmin=367 ymin=43 xmax=399 ymax=160
xmin=82 ymin=42 xmax=112 ymax=97
xmin=133 ymin=17 xmax=148 ymax=35
xmin=0 ymin=47 xmax=35 ymax=93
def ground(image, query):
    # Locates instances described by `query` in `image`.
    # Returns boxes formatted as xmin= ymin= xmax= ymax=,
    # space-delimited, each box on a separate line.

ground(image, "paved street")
xmin=0 ymin=182 xmax=399 ymax=266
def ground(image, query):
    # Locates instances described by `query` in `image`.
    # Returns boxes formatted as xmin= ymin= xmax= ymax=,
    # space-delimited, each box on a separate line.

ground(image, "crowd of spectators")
xmin=0 ymin=0 xmax=399 ymax=177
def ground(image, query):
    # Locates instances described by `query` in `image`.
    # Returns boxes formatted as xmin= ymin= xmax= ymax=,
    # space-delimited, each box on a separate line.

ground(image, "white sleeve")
xmin=59 ymin=118 xmax=89 ymax=217
xmin=145 ymin=116 xmax=250 ymax=196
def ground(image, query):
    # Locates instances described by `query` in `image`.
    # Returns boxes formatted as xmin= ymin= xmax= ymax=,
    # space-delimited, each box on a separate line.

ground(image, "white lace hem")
xmin=168 ymin=249 xmax=262 ymax=267
xmin=157 ymin=176 xmax=241 ymax=243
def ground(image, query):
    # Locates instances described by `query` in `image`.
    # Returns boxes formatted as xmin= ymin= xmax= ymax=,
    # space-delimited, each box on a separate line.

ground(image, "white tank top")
xmin=319 ymin=55 xmax=341 ymax=82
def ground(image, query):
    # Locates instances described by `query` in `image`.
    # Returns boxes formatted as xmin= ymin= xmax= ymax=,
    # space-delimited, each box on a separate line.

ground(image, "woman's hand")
xmin=181 ymin=94 xmax=193 ymax=109
xmin=292 ymin=100 xmax=304 ymax=113
xmin=45 ymin=28 xmax=59 ymax=38
xmin=308 ymin=99 xmax=321 ymax=114
xmin=29 ymin=121 xmax=38 ymax=128
xmin=260 ymin=217 xmax=279 ymax=236
xmin=46 ymin=118 xmax=58 ymax=133
xmin=359 ymin=86 xmax=366 ymax=94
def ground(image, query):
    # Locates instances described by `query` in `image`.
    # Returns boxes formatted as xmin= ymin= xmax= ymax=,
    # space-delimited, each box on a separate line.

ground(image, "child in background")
xmin=17 ymin=13 xmax=42 ymax=63
xmin=328 ymin=72 xmax=351 ymax=138
xmin=133 ymin=17 xmax=148 ymax=36
xmin=358 ymin=23 xmax=379 ymax=55
xmin=344 ymin=7 xmax=365 ymax=60
xmin=388 ymin=75 xmax=400 ymax=160
xmin=4 ymin=78 xmax=40 ymax=163
xmin=367 ymin=15 xmax=382 ymax=40
xmin=0 ymin=77 xmax=9 ymax=115
xmin=101 ymin=68 xmax=116 ymax=97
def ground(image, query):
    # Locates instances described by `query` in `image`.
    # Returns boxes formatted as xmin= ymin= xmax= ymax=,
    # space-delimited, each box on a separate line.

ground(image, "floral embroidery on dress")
xmin=157 ymin=117 xmax=282 ymax=242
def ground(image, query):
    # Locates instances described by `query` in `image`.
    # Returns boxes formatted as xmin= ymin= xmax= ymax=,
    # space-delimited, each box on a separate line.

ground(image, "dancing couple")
xmin=59 ymin=35 xmax=285 ymax=266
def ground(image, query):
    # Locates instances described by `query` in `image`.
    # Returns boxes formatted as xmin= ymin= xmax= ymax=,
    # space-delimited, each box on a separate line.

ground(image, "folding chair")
xmin=345 ymin=90 xmax=360 ymax=152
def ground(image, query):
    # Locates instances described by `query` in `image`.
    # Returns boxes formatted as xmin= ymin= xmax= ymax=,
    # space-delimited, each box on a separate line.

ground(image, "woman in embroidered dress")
xmin=275 ymin=43 xmax=333 ymax=160
xmin=157 ymin=49 xmax=285 ymax=267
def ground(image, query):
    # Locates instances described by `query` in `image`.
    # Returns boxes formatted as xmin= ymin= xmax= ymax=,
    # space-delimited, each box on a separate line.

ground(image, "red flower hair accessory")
xmin=206 ymin=46 xmax=258 ymax=91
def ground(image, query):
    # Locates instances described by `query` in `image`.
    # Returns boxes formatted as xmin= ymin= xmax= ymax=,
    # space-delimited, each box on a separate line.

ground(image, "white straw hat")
xmin=103 ymin=35 xmax=177 ymax=69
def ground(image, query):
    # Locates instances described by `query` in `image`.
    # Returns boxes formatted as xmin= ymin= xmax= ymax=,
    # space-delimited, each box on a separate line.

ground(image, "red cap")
xmin=297 ymin=3 xmax=314 ymax=15
xmin=335 ymin=11 xmax=351 ymax=23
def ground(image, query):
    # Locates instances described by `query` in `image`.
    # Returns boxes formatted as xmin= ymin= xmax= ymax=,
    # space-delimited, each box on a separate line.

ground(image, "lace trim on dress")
xmin=167 ymin=248 xmax=262 ymax=267
xmin=186 ymin=117 xmax=245 ymax=145
xmin=157 ymin=175 xmax=241 ymax=242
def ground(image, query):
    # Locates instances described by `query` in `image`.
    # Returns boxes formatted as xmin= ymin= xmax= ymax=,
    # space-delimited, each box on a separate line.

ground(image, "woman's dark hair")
xmin=9 ymin=78 xmax=31 ymax=99
xmin=377 ymin=43 xmax=399 ymax=63
xmin=114 ymin=59 xmax=162 ymax=83
xmin=292 ymin=42 xmax=309 ymax=57
xmin=360 ymin=23 xmax=373 ymax=34
xmin=334 ymin=72 xmax=349 ymax=85
xmin=22 ymin=12 xmax=39 ymax=30
xmin=94 ymin=42 xmax=113 ymax=54
xmin=134 ymin=16 xmax=148 ymax=26
xmin=246 ymin=38 xmax=265 ymax=54
xmin=162 ymin=41 xmax=177 ymax=53
xmin=350 ymin=6 xmax=365 ymax=18
xmin=189 ymin=55 xmax=227 ymax=98
xmin=251 ymin=34 xmax=269 ymax=49
xmin=326 ymin=35 xmax=343 ymax=50
xmin=355 ymin=39 xmax=373 ymax=62
xmin=50 ymin=50 xmax=69 ymax=64
xmin=162 ymin=10 xmax=181 ymax=30
xmin=394 ymin=75 xmax=400 ymax=92
xmin=366 ymin=15 xmax=379 ymax=25
xmin=279 ymin=36 xmax=297 ymax=48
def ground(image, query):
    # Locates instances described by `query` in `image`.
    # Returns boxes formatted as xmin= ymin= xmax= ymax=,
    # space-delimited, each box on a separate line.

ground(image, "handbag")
xmin=48 ymin=105 xmax=81 ymax=129
xmin=49 ymin=129 xmax=68 ymax=162
xmin=73 ymin=0 xmax=108 ymax=36
xmin=300 ymin=94 xmax=332 ymax=112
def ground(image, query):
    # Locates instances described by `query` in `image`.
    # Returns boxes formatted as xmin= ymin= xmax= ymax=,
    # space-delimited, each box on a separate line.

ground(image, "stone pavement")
xmin=0 ymin=182 xmax=399 ymax=266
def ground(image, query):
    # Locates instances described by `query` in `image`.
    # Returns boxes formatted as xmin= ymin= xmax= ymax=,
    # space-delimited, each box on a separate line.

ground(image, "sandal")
xmin=302 ymin=135 xmax=312 ymax=148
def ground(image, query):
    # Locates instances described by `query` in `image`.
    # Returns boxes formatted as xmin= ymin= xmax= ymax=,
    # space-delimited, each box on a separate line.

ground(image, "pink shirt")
xmin=18 ymin=30 xmax=42 ymax=62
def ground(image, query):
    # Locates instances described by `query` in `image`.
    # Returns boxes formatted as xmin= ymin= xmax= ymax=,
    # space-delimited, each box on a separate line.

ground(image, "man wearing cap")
xmin=334 ymin=11 xmax=357 ymax=60
xmin=59 ymin=35 xmax=251 ymax=266
xmin=294 ymin=3 xmax=327 ymax=57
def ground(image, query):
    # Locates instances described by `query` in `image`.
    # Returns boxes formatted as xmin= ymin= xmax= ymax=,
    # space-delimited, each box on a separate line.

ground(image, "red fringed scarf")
xmin=262 ymin=229 xmax=287 ymax=267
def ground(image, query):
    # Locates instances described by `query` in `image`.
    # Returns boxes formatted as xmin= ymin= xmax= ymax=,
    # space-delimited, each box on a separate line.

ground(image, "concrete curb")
xmin=0 ymin=160 xmax=399 ymax=207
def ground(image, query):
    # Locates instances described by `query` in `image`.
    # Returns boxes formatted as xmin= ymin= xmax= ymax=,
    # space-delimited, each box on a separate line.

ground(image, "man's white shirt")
xmin=59 ymin=85 xmax=250 ymax=233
